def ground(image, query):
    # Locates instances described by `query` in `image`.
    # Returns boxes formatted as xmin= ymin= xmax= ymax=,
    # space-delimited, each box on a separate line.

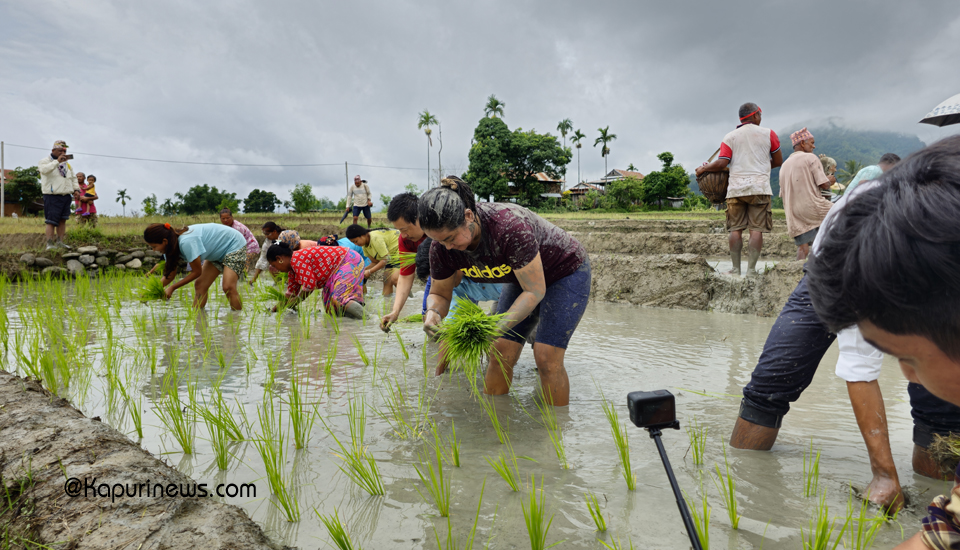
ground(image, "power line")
xmin=4 ymin=143 xmax=344 ymax=167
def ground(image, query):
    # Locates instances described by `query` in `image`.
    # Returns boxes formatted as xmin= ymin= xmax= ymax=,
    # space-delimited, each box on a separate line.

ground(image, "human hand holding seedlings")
xmin=380 ymin=311 xmax=398 ymax=332
xmin=423 ymin=308 xmax=442 ymax=339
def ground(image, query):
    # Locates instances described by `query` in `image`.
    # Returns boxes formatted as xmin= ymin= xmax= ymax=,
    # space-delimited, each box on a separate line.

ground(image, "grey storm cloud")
xmin=2 ymin=0 xmax=959 ymax=215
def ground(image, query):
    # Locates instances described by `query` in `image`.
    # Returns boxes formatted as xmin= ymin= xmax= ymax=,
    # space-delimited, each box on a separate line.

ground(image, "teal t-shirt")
xmin=178 ymin=224 xmax=247 ymax=264
xmin=845 ymin=165 xmax=883 ymax=196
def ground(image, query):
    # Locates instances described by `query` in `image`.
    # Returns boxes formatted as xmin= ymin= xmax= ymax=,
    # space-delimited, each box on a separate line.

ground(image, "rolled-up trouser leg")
xmin=909 ymin=383 xmax=960 ymax=448
xmin=740 ymin=276 xmax=837 ymax=428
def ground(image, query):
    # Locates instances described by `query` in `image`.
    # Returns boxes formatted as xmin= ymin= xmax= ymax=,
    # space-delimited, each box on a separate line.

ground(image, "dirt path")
xmin=0 ymin=372 xmax=282 ymax=550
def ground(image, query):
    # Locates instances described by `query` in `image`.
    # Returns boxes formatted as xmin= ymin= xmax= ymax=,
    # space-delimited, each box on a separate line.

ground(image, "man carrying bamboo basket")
xmin=696 ymin=103 xmax=783 ymax=276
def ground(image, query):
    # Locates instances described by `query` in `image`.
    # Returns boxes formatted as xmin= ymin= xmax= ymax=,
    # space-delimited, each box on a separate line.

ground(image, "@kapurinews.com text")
xmin=64 ymin=477 xmax=256 ymax=502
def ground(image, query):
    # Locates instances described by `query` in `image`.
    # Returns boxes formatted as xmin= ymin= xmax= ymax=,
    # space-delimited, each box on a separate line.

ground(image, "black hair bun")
xmin=279 ymin=242 xmax=291 ymax=249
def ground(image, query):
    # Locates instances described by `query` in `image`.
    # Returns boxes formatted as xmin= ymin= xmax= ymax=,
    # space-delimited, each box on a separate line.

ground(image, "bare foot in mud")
xmin=723 ymin=269 xmax=742 ymax=277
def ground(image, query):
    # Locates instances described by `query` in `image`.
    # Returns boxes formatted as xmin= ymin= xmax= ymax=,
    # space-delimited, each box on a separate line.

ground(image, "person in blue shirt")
xmin=843 ymin=153 xmax=900 ymax=196
xmin=144 ymin=222 xmax=247 ymax=310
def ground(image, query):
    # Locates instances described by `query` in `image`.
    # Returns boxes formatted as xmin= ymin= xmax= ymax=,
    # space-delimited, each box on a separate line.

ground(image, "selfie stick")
xmin=648 ymin=422 xmax=703 ymax=550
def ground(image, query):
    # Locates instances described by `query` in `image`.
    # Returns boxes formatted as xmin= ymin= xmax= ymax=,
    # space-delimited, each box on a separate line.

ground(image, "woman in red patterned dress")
xmin=266 ymin=242 xmax=365 ymax=318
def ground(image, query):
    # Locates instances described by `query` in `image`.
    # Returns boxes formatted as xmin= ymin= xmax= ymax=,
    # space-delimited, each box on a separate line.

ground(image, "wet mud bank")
xmin=589 ymin=253 xmax=804 ymax=317
xmin=0 ymin=372 xmax=281 ymax=550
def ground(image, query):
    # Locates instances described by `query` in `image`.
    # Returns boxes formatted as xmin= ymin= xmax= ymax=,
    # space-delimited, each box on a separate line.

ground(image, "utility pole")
xmin=344 ymin=161 xmax=349 ymax=201
xmin=1 ymin=141 xmax=5 ymax=218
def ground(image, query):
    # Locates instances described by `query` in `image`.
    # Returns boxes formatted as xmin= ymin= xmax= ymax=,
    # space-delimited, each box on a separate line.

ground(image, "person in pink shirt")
xmin=76 ymin=174 xmax=99 ymax=226
xmin=219 ymin=208 xmax=260 ymax=273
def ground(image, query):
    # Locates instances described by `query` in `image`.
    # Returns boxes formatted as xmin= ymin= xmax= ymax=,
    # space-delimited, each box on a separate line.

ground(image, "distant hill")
xmin=689 ymin=122 xmax=925 ymax=196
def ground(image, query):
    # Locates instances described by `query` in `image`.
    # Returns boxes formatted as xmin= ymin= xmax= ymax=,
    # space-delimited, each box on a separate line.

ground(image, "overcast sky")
xmin=2 ymin=0 xmax=959 ymax=215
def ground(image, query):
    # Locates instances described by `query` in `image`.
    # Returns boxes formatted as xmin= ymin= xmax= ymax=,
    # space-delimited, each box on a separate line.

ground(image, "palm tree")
xmin=571 ymin=129 xmax=586 ymax=186
xmin=836 ymin=159 xmax=866 ymax=185
xmin=116 ymin=189 xmax=130 ymax=216
xmin=594 ymin=126 xmax=617 ymax=178
xmin=418 ymin=110 xmax=439 ymax=188
xmin=484 ymin=95 xmax=505 ymax=118
xmin=556 ymin=118 xmax=573 ymax=149
xmin=627 ymin=163 xmax=638 ymax=171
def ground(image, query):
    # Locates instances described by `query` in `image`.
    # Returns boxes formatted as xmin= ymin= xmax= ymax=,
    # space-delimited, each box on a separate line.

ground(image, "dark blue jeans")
xmin=740 ymin=276 xmax=960 ymax=446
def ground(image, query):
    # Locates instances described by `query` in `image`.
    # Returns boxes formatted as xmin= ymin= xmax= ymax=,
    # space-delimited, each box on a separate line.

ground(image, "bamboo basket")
xmin=696 ymin=147 xmax=729 ymax=204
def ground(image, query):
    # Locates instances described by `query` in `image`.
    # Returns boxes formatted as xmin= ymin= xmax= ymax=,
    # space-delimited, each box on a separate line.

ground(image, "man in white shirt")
xmin=38 ymin=140 xmax=81 ymax=250
xmin=697 ymin=103 xmax=783 ymax=275
xmin=345 ymin=175 xmax=373 ymax=228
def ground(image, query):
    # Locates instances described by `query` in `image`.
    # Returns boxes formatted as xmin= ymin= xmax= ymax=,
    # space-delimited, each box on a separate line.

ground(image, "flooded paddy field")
xmin=1 ymin=273 xmax=946 ymax=549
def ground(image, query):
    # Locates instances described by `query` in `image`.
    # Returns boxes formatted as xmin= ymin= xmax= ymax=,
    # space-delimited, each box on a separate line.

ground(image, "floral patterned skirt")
xmin=322 ymin=249 xmax=364 ymax=309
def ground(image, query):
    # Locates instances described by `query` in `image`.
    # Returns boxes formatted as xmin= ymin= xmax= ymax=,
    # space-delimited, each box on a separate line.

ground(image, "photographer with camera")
xmin=38 ymin=140 xmax=81 ymax=250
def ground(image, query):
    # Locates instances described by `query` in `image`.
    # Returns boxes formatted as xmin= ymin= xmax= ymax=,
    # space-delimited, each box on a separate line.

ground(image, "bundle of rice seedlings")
xmin=138 ymin=276 xmax=166 ymax=301
xmin=389 ymin=251 xmax=418 ymax=269
xmin=930 ymin=433 xmax=960 ymax=462
xmin=434 ymin=298 xmax=507 ymax=374
xmin=398 ymin=313 xmax=423 ymax=323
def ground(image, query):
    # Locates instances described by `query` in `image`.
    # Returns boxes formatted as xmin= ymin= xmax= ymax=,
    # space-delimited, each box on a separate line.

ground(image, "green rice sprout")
xmin=138 ymin=276 xmax=166 ymax=301
xmin=845 ymin=489 xmax=885 ymax=550
xmin=351 ymin=335 xmax=370 ymax=366
xmin=803 ymin=440 xmax=822 ymax=498
xmin=289 ymin=368 xmax=319 ymax=449
xmin=394 ymin=329 xmax=409 ymax=360
xmin=204 ymin=405 xmax=232 ymax=470
xmin=196 ymin=389 xmax=246 ymax=441
xmin=536 ymin=397 xmax=568 ymax=469
xmin=399 ymin=313 xmax=423 ymax=323
xmin=115 ymin=375 xmax=143 ymax=439
xmin=253 ymin=398 xmax=300 ymax=521
xmin=801 ymin=491 xmax=850 ymax=550
xmin=478 ymin=395 xmax=508 ymax=444
xmin=432 ymin=478 xmax=487 ymax=550
xmin=448 ymin=421 xmax=461 ymax=467
xmin=414 ymin=442 xmax=451 ymax=517
xmin=584 ymin=491 xmax=607 ymax=532
xmin=686 ymin=416 xmax=708 ymax=466
xmin=376 ymin=378 xmax=418 ymax=439
xmin=712 ymin=445 xmax=740 ymax=529
xmin=600 ymin=397 xmax=636 ymax=490
xmin=389 ymin=251 xmax=418 ymax=269
xmin=521 ymin=476 xmax=562 ymax=550
xmin=316 ymin=507 xmax=361 ymax=550
xmin=323 ymin=399 xmax=384 ymax=496
xmin=157 ymin=372 xmax=196 ymax=454
xmin=599 ymin=538 xmax=636 ymax=550
xmin=683 ymin=475 xmax=711 ymax=550
xmin=434 ymin=298 xmax=507 ymax=375
xmin=485 ymin=440 xmax=534 ymax=492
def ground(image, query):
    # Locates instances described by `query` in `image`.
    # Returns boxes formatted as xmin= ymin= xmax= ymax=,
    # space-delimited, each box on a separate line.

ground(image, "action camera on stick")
xmin=626 ymin=390 xmax=702 ymax=550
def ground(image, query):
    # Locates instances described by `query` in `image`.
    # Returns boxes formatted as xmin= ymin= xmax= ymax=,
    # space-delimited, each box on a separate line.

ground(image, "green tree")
xmin=317 ymin=197 xmax=336 ymax=210
xmin=289 ymin=183 xmax=319 ymax=213
xmin=379 ymin=193 xmax=392 ymax=213
xmin=404 ymin=183 xmax=422 ymax=196
xmin=159 ymin=198 xmax=181 ymax=216
xmin=571 ymin=130 xmax=586 ymax=186
xmin=116 ymin=189 xmax=130 ymax=216
xmin=556 ymin=118 xmax=573 ymax=149
xmin=142 ymin=194 xmax=158 ymax=216
xmin=639 ymin=152 xmax=690 ymax=208
xmin=418 ymin=110 xmax=439 ymax=189
xmin=243 ymin=189 xmax=280 ymax=213
xmin=594 ymin=126 xmax=617 ymax=177
xmin=484 ymin=94 xmax=505 ymax=118
xmin=464 ymin=117 xmax=512 ymax=201
xmin=836 ymin=159 xmax=866 ymax=185
xmin=336 ymin=197 xmax=347 ymax=211
xmin=627 ymin=163 xmax=638 ymax=171
xmin=175 ymin=184 xmax=237 ymax=215
xmin=5 ymin=166 xmax=42 ymax=213
xmin=607 ymin=177 xmax=643 ymax=208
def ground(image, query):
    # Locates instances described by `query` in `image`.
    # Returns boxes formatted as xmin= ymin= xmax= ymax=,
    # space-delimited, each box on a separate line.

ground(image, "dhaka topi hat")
xmin=790 ymin=128 xmax=814 ymax=147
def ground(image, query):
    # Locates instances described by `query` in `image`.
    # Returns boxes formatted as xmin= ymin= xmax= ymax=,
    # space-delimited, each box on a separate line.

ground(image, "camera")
xmin=627 ymin=389 xmax=678 ymax=430
xmin=64 ymin=154 xmax=74 ymax=160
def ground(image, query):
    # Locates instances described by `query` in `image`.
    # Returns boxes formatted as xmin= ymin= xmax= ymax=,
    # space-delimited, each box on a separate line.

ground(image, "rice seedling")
xmin=686 ymin=416 xmax=708 ymax=466
xmin=584 ymin=491 xmax=607 ymax=532
xmin=316 ymin=508 xmax=361 ymax=550
xmin=683 ymin=475 xmax=711 ymax=550
xmin=432 ymin=478 xmax=487 ymax=550
xmin=389 ymin=251 xmax=418 ymax=269
xmin=600 ymin=397 xmax=636 ymax=490
xmin=394 ymin=329 xmax=409 ymax=360
xmin=204 ymin=405 xmax=232 ymax=470
xmin=414 ymin=440 xmax=451 ymax=517
xmin=196 ymin=389 xmax=247 ymax=441
xmin=421 ymin=333 xmax=430 ymax=378
xmin=447 ymin=421 xmax=461 ymax=467
xmin=253 ymin=398 xmax=300 ymax=521
xmin=399 ymin=313 xmax=423 ymax=324
xmin=803 ymin=440 xmax=821 ymax=498
xmin=599 ymin=538 xmax=636 ymax=550
xmin=138 ymin=276 xmax=166 ymax=301
xmin=322 ymin=399 xmax=384 ymax=496
xmin=434 ymin=298 xmax=506 ymax=375
xmin=801 ymin=491 xmax=850 ymax=550
xmin=351 ymin=335 xmax=370 ymax=367
xmin=845 ymin=489 xmax=885 ymax=550
xmin=115 ymin=375 xmax=143 ymax=439
xmin=376 ymin=378 xmax=418 ymax=439
xmin=536 ymin=397 xmax=568 ymax=469
xmin=712 ymin=445 xmax=740 ymax=529
xmin=522 ymin=476 xmax=561 ymax=550
xmin=288 ymin=369 xmax=319 ymax=449
xmin=478 ymin=395 xmax=508 ymax=444
xmin=156 ymin=374 xmax=196 ymax=454
xmin=485 ymin=440 xmax=534 ymax=492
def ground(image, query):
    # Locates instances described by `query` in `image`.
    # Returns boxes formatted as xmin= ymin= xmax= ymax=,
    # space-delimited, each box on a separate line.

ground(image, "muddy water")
xmin=7 ymin=282 xmax=950 ymax=549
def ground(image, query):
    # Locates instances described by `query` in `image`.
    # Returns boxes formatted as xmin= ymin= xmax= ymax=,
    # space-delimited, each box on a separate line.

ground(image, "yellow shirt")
xmin=363 ymin=230 xmax=400 ymax=264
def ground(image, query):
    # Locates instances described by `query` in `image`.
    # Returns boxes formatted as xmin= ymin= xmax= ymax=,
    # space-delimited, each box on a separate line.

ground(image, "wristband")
xmin=427 ymin=308 xmax=441 ymax=316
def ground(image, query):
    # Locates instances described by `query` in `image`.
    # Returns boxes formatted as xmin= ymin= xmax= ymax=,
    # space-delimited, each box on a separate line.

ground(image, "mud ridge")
xmin=0 ymin=371 xmax=282 ymax=550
